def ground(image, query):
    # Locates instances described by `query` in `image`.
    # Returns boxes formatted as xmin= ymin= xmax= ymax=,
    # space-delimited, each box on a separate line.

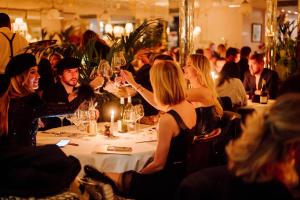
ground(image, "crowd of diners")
xmin=1 ymin=12 xmax=300 ymax=200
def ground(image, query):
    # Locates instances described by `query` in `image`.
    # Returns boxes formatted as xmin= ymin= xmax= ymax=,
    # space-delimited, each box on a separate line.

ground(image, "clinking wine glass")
xmin=111 ymin=51 xmax=126 ymax=78
xmin=135 ymin=104 xmax=144 ymax=131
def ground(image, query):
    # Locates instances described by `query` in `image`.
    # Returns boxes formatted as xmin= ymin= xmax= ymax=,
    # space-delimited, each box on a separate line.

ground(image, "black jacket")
xmin=243 ymin=68 xmax=280 ymax=99
xmin=1 ymin=93 xmax=84 ymax=147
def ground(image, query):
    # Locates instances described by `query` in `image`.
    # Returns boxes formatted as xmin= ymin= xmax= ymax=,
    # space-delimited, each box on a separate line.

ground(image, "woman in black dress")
xmin=85 ymin=60 xmax=197 ymax=200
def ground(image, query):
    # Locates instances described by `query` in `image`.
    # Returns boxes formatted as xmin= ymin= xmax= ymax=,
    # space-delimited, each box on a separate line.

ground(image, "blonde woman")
xmin=84 ymin=60 xmax=196 ymax=199
xmin=184 ymin=54 xmax=223 ymax=136
xmin=179 ymin=93 xmax=300 ymax=200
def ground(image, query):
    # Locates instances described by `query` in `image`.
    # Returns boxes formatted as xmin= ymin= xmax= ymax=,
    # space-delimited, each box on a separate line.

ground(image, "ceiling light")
xmin=125 ymin=23 xmax=133 ymax=34
xmin=105 ymin=23 xmax=113 ymax=34
xmin=229 ymin=4 xmax=240 ymax=8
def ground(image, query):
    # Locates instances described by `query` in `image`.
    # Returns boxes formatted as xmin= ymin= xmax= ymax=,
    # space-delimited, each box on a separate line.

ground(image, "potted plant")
xmin=276 ymin=13 xmax=298 ymax=81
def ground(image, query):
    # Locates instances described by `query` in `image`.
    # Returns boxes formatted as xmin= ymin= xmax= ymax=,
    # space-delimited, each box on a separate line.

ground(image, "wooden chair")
xmin=187 ymin=128 xmax=222 ymax=175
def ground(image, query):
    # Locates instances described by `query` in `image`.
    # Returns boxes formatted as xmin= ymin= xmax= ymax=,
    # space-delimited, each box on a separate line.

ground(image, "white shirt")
xmin=0 ymin=27 xmax=28 ymax=74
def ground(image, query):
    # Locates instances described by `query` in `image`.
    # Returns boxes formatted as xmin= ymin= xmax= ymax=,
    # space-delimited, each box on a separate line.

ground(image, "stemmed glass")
xmin=57 ymin=115 xmax=66 ymax=135
xmin=111 ymin=51 xmax=126 ymax=78
xmin=123 ymin=108 xmax=137 ymax=132
xmin=77 ymin=110 xmax=90 ymax=132
xmin=135 ymin=104 xmax=144 ymax=132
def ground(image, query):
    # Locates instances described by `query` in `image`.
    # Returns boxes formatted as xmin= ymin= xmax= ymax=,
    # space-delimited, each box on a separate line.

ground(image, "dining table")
xmin=246 ymin=99 xmax=276 ymax=113
xmin=37 ymin=123 xmax=157 ymax=175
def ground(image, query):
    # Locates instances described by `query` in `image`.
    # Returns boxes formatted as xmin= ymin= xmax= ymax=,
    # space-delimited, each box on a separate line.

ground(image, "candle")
xmin=110 ymin=110 xmax=115 ymax=125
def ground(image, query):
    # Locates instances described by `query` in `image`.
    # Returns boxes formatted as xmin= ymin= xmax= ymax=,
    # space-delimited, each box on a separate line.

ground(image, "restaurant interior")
xmin=0 ymin=0 xmax=300 ymax=199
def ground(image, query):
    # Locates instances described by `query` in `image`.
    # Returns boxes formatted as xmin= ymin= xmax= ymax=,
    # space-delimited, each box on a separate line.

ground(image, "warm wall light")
xmin=105 ymin=23 xmax=113 ymax=34
xmin=12 ymin=18 xmax=28 ymax=36
xmin=125 ymin=23 xmax=133 ymax=34
xmin=193 ymin=26 xmax=201 ymax=36
xmin=113 ymin=25 xmax=124 ymax=37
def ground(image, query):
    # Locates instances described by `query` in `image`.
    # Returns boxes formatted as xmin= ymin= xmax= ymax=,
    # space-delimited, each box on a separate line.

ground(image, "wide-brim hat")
xmin=0 ymin=53 xmax=37 ymax=96
xmin=5 ymin=53 xmax=37 ymax=77
xmin=56 ymin=57 xmax=82 ymax=74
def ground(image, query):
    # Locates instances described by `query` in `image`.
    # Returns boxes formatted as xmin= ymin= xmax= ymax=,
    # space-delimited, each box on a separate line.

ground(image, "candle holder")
xmin=104 ymin=124 xmax=112 ymax=137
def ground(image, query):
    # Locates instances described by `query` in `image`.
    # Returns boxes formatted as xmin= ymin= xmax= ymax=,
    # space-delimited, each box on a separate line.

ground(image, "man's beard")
xmin=65 ymin=79 xmax=77 ymax=87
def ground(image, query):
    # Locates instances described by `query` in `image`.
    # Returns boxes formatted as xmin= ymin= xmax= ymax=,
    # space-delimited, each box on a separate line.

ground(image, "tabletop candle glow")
xmin=110 ymin=110 xmax=115 ymax=125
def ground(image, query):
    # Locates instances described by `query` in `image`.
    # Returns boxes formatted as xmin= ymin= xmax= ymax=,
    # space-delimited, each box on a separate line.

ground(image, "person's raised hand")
xmin=120 ymin=70 xmax=137 ymax=87
xmin=90 ymin=75 xmax=105 ymax=90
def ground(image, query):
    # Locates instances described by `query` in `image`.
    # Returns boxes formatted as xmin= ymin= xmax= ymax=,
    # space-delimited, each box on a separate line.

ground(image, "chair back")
xmin=212 ymin=111 xmax=241 ymax=165
xmin=186 ymin=129 xmax=222 ymax=175
xmin=219 ymin=96 xmax=233 ymax=111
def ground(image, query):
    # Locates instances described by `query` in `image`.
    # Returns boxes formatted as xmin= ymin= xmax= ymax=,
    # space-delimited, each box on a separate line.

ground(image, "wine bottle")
xmin=260 ymin=79 xmax=268 ymax=104
xmin=124 ymin=96 xmax=135 ymax=131
xmin=118 ymin=97 xmax=128 ymax=133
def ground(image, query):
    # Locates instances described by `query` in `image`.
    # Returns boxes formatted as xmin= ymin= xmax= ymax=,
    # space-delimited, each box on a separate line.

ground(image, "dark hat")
xmin=5 ymin=53 xmax=37 ymax=77
xmin=0 ymin=53 xmax=37 ymax=96
xmin=56 ymin=57 xmax=81 ymax=74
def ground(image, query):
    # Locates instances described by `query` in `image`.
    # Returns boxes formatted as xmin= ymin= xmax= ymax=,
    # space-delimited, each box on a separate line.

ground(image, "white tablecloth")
xmin=246 ymin=99 xmax=276 ymax=113
xmin=37 ymin=123 xmax=157 ymax=174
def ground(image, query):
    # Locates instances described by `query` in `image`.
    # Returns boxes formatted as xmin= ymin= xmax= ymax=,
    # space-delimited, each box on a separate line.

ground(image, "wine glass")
xmin=111 ymin=51 xmax=126 ymax=77
xmin=57 ymin=115 xmax=66 ymax=135
xmin=78 ymin=110 xmax=90 ymax=132
xmin=135 ymin=104 xmax=144 ymax=132
xmin=123 ymin=106 xmax=137 ymax=132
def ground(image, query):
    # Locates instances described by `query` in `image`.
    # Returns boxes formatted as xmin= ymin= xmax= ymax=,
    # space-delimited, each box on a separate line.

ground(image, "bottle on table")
xmin=118 ymin=97 xmax=128 ymax=133
xmin=123 ymin=96 xmax=136 ymax=131
xmin=260 ymin=79 xmax=268 ymax=104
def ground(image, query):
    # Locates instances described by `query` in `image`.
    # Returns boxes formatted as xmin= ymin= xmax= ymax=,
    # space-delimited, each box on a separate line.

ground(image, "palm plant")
xmin=106 ymin=18 xmax=164 ymax=65
xmin=25 ymin=27 xmax=100 ymax=84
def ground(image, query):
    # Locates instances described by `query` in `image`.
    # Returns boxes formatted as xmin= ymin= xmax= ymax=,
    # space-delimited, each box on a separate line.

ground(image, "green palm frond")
xmin=107 ymin=18 xmax=164 ymax=64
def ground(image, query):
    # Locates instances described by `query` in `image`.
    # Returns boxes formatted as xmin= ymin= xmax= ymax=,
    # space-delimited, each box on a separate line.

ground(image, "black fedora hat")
xmin=56 ymin=57 xmax=81 ymax=74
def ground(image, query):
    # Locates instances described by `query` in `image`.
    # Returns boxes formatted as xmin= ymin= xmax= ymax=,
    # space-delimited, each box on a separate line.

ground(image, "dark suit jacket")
xmin=243 ymin=68 xmax=280 ymax=99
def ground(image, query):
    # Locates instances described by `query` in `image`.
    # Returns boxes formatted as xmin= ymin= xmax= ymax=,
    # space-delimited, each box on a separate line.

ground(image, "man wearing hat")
xmin=42 ymin=57 xmax=103 ymax=129
xmin=0 ymin=13 xmax=28 ymax=74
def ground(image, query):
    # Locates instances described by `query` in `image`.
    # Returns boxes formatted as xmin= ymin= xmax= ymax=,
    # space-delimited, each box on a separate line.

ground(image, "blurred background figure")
xmin=238 ymin=46 xmax=251 ymax=82
xmin=216 ymin=62 xmax=247 ymax=109
xmin=0 ymin=13 xmax=28 ymax=74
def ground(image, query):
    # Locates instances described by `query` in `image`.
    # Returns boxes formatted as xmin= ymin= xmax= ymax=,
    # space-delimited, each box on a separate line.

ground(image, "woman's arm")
xmin=186 ymin=87 xmax=214 ymax=106
xmin=140 ymin=114 xmax=177 ymax=174
xmin=121 ymin=70 xmax=168 ymax=112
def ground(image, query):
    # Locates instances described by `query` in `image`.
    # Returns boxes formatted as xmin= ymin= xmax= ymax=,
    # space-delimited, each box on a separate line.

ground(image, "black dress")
xmin=125 ymin=110 xmax=195 ymax=200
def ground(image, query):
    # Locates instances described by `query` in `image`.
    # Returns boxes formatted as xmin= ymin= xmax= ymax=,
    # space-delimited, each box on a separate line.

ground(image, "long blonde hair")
xmin=150 ymin=60 xmax=186 ymax=106
xmin=189 ymin=54 xmax=223 ymax=117
xmin=226 ymin=93 xmax=300 ymax=187
xmin=0 ymin=70 xmax=32 ymax=135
